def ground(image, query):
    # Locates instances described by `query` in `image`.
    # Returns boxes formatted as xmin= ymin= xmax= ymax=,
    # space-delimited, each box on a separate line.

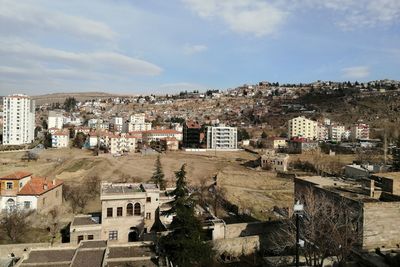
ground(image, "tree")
xmin=44 ymin=207 xmax=62 ymax=246
xmin=237 ymin=128 xmax=250 ymax=141
xmin=0 ymin=209 xmax=33 ymax=243
xmin=42 ymin=120 xmax=48 ymax=130
xmin=261 ymin=131 xmax=268 ymax=139
xmin=64 ymin=97 xmax=77 ymax=112
xmin=160 ymin=164 xmax=213 ymax=266
xmin=270 ymin=187 xmax=362 ymax=267
xmin=63 ymin=184 xmax=89 ymax=213
xmin=43 ymin=132 xmax=52 ymax=148
xmin=21 ymin=151 xmax=39 ymax=162
xmin=73 ymin=132 xmax=86 ymax=148
xmin=150 ymin=155 xmax=166 ymax=190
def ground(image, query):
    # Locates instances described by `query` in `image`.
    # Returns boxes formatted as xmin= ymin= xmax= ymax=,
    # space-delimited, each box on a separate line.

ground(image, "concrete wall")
xmin=70 ymin=225 xmax=102 ymax=245
xmin=362 ymin=202 xmax=400 ymax=250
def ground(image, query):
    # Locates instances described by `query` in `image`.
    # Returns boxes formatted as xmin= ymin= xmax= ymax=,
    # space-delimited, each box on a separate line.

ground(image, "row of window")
xmin=107 ymin=203 xmax=141 ymax=217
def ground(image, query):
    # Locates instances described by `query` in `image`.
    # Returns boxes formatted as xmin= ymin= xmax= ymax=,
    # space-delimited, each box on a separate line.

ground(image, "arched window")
xmin=134 ymin=203 xmax=141 ymax=215
xmin=127 ymin=203 xmax=133 ymax=216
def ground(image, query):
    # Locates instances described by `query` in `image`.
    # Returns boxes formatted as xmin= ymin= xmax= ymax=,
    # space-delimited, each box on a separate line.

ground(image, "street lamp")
xmin=294 ymin=200 xmax=304 ymax=267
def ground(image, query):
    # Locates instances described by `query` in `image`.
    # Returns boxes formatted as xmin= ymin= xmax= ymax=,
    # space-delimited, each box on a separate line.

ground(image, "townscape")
xmin=1 ymin=1 xmax=400 ymax=266
xmin=1 ymin=80 xmax=400 ymax=266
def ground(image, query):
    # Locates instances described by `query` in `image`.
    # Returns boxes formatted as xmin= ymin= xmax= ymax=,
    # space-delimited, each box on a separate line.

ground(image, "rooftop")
xmin=18 ymin=177 xmax=63 ymax=196
xmin=0 ymin=171 xmax=32 ymax=180
xmin=374 ymin=172 xmax=400 ymax=180
xmin=71 ymin=215 xmax=99 ymax=227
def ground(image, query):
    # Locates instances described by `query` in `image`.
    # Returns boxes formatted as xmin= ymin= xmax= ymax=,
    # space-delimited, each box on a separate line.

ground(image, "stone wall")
xmin=362 ymin=201 xmax=400 ymax=250
xmin=213 ymin=236 xmax=260 ymax=257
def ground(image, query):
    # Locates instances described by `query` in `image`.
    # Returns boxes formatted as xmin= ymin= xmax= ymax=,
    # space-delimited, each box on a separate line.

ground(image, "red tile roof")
xmin=145 ymin=129 xmax=181 ymax=134
xmin=185 ymin=120 xmax=200 ymax=129
xmin=0 ymin=171 xmax=32 ymax=180
xmin=18 ymin=177 xmax=63 ymax=196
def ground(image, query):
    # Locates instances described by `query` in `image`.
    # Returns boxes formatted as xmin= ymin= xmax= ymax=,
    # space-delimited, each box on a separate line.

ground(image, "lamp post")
xmin=294 ymin=200 xmax=304 ymax=267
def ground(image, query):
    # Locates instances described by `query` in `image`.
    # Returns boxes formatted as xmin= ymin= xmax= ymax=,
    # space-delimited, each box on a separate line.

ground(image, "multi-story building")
xmin=142 ymin=129 xmax=182 ymax=143
xmin=351 ymin=123 xmax=370 ymax=140
xmin=0 ymin=171 xmax=63 ymax=212
xmin=110 ymin=116 xmax=124 ymax=133
xmin=317 ymin=123 xmax=329 ymax=141
xmin=51 ymin=130 xmax=70 ymax=148
xmin=2 ymin=94 xmax=35 ymax=145
xmin=260 ymin=149 xmax=289 ymax=172
xmin=183 ymin=120 xmax=201 ymax=148
xmin=329 ymin=123 xmax=345 ymax=142
xmin=206 ymin=125 xmax=237 ymax=150
xmin=109 ymin=133 xmax=136 ymax=154
xmin=48 ymin=111 xmax=64 ymax=129
xmin=287 ymin=116 xmax=318 ymax=140
xmin=127 ymin=113 xmax=152 ymax=132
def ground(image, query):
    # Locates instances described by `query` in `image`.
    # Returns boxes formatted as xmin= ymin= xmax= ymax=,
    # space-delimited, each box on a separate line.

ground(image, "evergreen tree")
xmin=151 ymin=155 xmax=166 ymax=190
xmin=160 ymin=164 xmax=213 ymax=266
xmin=261 ymin=131 xmax=268 ymax=139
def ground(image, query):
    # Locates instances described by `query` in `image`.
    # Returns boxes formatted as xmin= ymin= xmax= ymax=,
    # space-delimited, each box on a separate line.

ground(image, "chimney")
xmin=369 ymin=179 xmax=375 ymax=198
xmin=43 ymin=183 xmax=48 ymax=190
xmin=52 ymin=179 xmax=56 ymax=186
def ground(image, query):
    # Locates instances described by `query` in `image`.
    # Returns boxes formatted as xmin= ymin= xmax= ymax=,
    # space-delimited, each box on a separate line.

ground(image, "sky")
xmin=0 ymin=0 xmax=399 ymax=95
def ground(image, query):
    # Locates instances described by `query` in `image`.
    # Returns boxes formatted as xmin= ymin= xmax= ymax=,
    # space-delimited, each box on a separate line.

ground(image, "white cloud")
xmin=342 ymin=66 xmax=370 ymax=79
xmin=183 ymin=44 xmax=208 ymax=55
xmin=0 ymin=0 xmax=117 ymax=40
xmin=182 ymin=0 xmax=288 ymax=37
xmin=0 ymin=39 xmax=162 ymax=76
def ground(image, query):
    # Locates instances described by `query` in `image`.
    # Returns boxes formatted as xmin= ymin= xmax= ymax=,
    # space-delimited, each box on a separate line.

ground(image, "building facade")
xmin=2 ymin=94 xmax=35 ymax=145
xmin=183 ymin=120 xmax=201 ymax=148
xmin=0 ymin=171 xmax=63 ymax=212
xmin=288 ymin=116 xmax=318 ymax=140
xmin=206 ymin=125 xmax=237 ymax=150
xmin=351 ymin=123 xmax=370 ymax=140
xmin=329 ymin=124 xmax=345 ymax=142
xmin=48 ymin=111 xmax=64 ymax=129
xmin=100 ymin=182 xmax=161 ymax=243
xmin=52 ymin=131 xmax=70 ymax=148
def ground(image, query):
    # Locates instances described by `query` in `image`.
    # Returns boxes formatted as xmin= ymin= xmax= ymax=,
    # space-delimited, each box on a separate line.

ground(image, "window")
xmin=146 ymin=212 xmax=151 ymax=220
xmin=56 ymin=190 xmax=59 ymax=198
xmin=109 ymin=230 xmax=118 ymax=241
xmin=134 ymin=203 xmax=141 ymax=215
xmin=146 ymin=197 xmax=151 ymax=203
xmin=24 ymin=201 xmax=31 ymax=209
xmin=42 ymin=197 xmax=46 ymax=205
xmin=126 ymin=203 xmax=133 ymax=216
xmin=117 ymin=207 xmax=123 ymax=217
xmin=87 ymin=235 xmax=94 ymax=240
xmin=107 ymin=208 xmax=113 ymax=217
xmin=6 ymin=182 xmax=13 ymax=190
xmin=78 ymin=235 xmax=84 ymax=243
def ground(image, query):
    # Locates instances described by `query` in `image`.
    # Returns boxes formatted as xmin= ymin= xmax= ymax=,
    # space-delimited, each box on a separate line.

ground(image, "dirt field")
xmin=0 ymin=148 xmax=293 ymax=220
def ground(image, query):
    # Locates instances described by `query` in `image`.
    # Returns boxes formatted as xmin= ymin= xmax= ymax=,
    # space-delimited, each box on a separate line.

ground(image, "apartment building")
xmin=206 ymin=125 xmax=237 ymax=150
xmin=52 ymin=130 xmax=70 ymax=148
xmin=0 ymin=171 xmax=63 ymax=212
xmin=287 ymin=116 xmax=318 ymax=140
xmin=48 ymin=110 xmax=64 ymax=129
xmin=109 ymin=116 xmax=124 ymax=133
xmin=109 ymin=133 xmax=136 ymax=154
xmin=317 ymin=123 xmax=329 ymax=141
xmin=127 ymin=113 xmax=152 ymax=132
xmin=183 ymin=120 xmax=201 ymax=148
xmin=351 ymin=123 xmax=370 ymax=140
xmin=142 ymin=129 xmax=183 ymax=142
xmin=329 ymin=123 xmax=345 ymax=142
xmin=2 ymin=94 xmax=35 ymax=145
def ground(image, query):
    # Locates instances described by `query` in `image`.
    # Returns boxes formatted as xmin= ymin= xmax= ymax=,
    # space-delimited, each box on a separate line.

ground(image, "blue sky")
xmin=0 ymin=0 xmax=399 ymax=95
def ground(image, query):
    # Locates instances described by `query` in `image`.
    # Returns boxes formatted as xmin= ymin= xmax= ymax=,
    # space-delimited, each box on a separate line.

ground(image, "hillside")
xmin=32 ymin=92 xmax=133 ymax=105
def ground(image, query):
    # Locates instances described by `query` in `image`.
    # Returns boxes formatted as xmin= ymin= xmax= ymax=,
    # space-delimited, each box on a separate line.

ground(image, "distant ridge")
xmin=32 ymin=92 xmax=135 ymax=105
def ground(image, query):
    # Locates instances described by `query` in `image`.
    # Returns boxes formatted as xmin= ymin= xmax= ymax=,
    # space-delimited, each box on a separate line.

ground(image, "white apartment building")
xmin=110 ymin=133 xmax=136 ymax=154
xmin=351 ymin=123 xmax=370 ymax=140
xmin=142 ymin=129 xmax=183 ymax=142
xmin=206 ymin=125 xmax=238 ymax=150
xmin=127 ymin=113 xmax=152 ymax=132
xmin=2 ymin=94 xmax=35 ymax=145
xmin=52 ymin=131 xmax=70 ymax=148
xmin=288 ymin=116 xmax=318 ymax=140
xmin=329 ymin=124 xmax=345 ymax=142
xmin=317 ymin=123 xmax=329 ymax=141
xmin=48 ymin=111 xmax=64 ymax=129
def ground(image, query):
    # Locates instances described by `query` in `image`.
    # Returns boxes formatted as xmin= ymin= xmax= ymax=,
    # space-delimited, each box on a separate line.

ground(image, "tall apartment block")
xmin=206 ymin=125 xmax=237 ymax=150
xmin=183 ymin=120 xmax=201 ymax=148
xmin=2 ymin=94 xmax=35 ymax=145
xmin=288 ymin=116 xmax=318 ymax=140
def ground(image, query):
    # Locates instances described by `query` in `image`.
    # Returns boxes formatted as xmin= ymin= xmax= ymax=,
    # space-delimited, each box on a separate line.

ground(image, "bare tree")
xmin=270 ymin=187 xmax=362 ymax=266
xmin=44 ymin=207 xmax=62 ymax=246
xmin=63 ymin=184 xmax=90 ymax=213
xmin=0 ymin=209 xmax=33 ymax=243
xmin=85 ymin=175 xmax=101 ymax=197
